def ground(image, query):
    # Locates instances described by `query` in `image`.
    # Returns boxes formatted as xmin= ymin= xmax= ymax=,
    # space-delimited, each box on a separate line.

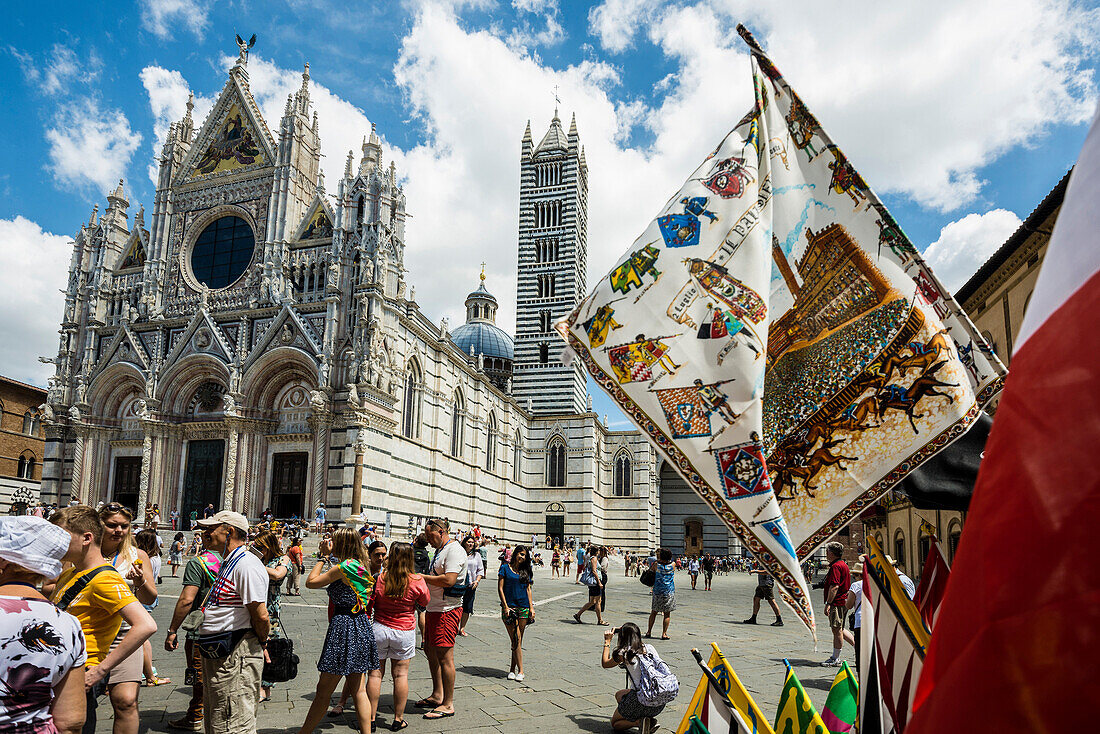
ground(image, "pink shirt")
xmin=369 ymin=572 xmax=431 ymax=631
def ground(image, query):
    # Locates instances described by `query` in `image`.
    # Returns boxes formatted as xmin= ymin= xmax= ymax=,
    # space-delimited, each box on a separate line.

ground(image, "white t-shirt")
xmin=849 ymin=579 xmax=863 ymax=628
xmin=200 ymin=546 xmax=270 ymax=634
xmin=426 ymin=539 xmax=468 ymax=613
xmin=465 ymin=552 xmax=485 ymax=586
xmin=622 ymin=643 xmax=659 ymax=689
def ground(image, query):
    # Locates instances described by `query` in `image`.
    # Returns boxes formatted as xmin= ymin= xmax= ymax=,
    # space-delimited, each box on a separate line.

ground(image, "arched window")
xmin=402 ymin=360 xmax=423 ymax=440
xmin=17 ymin=452 xmax=35 ymax=480
xmin=613 ymin=451 xmax=632 ymax=497
xmin=450 ymin=391 xmax=465 ymax=458
xmin=513 ymin=431 xmax=522 ymax=482
xmin=948 ymin=522 xmax=962 ymax=562
xmin=894 ymin=530 xmax=906 ymax=570
xmin=485 ymin=413 xmax=497 ymax=472
xmin=356 ymin=196 xmax=365 ymax=224
xmin=22 ymin=411 xmax=34 ymax=435
xmin=547 ymin=438 xmax=566 ymax=487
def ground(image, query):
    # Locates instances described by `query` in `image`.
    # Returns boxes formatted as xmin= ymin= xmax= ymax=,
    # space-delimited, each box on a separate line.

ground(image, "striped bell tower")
xmin=512 ymin=111 xmax=589 ymax=415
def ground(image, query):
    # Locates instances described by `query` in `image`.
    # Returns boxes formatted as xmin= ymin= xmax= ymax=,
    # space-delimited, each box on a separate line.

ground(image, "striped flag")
xmin=774 ymin=661 xmax=828 ymax=734
xmin=912 ymin=533 xmax=949 ymax=630
xmin=678 ymin=646 xmax=774 ymax=734
xmin=821 ymin=661 xmax=859 ymax=733
xmin=908 ymin=100 xmax=1100 ymax=734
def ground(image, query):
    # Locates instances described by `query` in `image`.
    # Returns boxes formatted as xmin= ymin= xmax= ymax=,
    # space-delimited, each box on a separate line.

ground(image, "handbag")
xmin=640 ymin=568 xmax=656 ymax=587
xmin=579 ymin=564 xmax=598 ymax=586
xmin=263 ymin=618 xmax=299 ymax=683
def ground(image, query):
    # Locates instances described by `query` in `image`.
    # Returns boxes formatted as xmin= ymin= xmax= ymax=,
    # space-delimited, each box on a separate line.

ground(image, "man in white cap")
xmin=193 ymin=511 xmax=269 ymax=734
xmin=0 ymin=516 xmax=88 ymax=734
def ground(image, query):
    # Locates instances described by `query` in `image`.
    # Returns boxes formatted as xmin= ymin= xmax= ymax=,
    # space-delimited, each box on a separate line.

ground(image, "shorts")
xmin=828 ymin=605 xmax=849 ymax=630
xmin=107 ymin=643 xmax=144 ymax=684
xmin=502 ymin=607 xmax=531 ymax=624
xmin=461 ymin=587 xmax=477 ymax=614
xmin=425 ymin=608 xmax=462 ymax=649
xmin=588 ymin=584 xmax=602 ymax=598
xmin=617 ymin=689 xmax=665 ymax=721
xmin=651 ymin=592 xmax=676 ymax=614
xmin=374 ymin=623 xmax=416 ymax=660
xmin=754 ymin=585 xmax=775 ymax=602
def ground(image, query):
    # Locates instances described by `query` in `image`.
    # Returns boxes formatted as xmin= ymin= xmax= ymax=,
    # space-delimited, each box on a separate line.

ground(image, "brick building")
xmin=1 ymin=375 xmax=46 ymax=512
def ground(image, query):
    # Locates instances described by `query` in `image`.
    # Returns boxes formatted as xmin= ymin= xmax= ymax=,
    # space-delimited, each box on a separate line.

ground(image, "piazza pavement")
xmin=111 ymin=537 xmax=850 ymax=733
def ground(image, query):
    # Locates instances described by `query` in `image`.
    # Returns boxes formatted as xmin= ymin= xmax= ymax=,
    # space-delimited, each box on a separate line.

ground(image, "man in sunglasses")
xmin=416 ymin=518 xmax=466 ymax=720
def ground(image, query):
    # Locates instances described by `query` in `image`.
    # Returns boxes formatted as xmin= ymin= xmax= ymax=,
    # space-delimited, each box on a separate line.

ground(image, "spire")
xmin=361 ymin=124 xmax=381 ymax=170
xmin=522 ymin=120 xmax=532 ymax=143
xmin=107 ymin=179 xmax=128 ymax=210
xmin=569 ymin=112 xmax=577 ymax=136
xmin=344 ymin=149 xmax=354 ymax=178
xmin=89 ymin=204 xmax=99 ymax=227
xmin=317 ymin=170 xmax=326 ymax=194
xmin=180 ymin=92 xmax=195 ymax=140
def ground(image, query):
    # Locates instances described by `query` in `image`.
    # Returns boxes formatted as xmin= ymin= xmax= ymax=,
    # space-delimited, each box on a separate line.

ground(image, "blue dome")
xmin=450 ymin=321 xmax=514 ymax=361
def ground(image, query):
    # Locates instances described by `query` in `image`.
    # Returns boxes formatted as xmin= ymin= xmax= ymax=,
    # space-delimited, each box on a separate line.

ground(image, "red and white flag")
xmin=912 ymin=533 xmax=949 ymax=630
xmin=908 ymin=103 xmax=1100 ymax=732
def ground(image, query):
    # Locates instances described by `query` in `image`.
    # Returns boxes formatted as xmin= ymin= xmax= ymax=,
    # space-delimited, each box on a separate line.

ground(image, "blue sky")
xmin=2 ymin=0 xmax=1098 ymax=429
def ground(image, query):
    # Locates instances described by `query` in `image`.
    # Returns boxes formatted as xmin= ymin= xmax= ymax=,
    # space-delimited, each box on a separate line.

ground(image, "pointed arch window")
xmin=17 ymin=452 xmax=35 ymax=480
xmin=402 ymin=359 xmax=423 ymax=440
xmin=547 ymin=438 xmax=566 ymax=487
xmin=450 ymin=390 xmax=465 ymax=458
xmin=357 ymin=196 xmax=365 ymax=224
xmin=614 ymin=450 xmax=632 ymax=497
xmin=485 ymin=413 xmax=498 ymax=472
xmin=513 ymin=431 xmax=522 ymax=482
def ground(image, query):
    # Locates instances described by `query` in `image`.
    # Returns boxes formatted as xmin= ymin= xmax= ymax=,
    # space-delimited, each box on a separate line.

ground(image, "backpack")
xmin=632 ymin=649 xmax=680 ymax=707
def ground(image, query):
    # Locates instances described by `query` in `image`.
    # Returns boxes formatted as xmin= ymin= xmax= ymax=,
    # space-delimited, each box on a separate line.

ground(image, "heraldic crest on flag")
xmin=556 ymin=26 xmax=1005 ymax=632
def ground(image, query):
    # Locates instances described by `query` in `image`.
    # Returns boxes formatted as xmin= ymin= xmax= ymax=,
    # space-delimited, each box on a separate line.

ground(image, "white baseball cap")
xmin=0 ymin=516 xmax=71 ymax=579
xmin=195 ymin=511 xmax=250 ymax=532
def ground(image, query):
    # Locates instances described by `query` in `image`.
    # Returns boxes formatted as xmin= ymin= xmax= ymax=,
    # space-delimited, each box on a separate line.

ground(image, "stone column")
xmin=307 ymin=411 xmax=331 ymax=516
xmin=223 ymin=423 xmax=240 ymax=512
xmin=41 ymin=425 xmax=65 ymax=505
xmin=137 ymin=428 xmax=153 ymax=524
xmin=70 ymin=429 xmax=86 ymax=503
xmin=345 ymin=426 xmax=368 ymax=528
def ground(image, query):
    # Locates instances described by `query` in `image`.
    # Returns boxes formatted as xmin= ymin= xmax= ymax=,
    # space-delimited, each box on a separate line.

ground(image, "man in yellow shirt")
xmin=51 ymin=506 xmax=157 ymax=734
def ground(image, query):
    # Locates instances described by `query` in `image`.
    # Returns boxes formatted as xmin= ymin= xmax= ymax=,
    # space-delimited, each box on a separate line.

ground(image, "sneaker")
xmin=821 ymin=657 xmax=841 ymax=667
xmin=771 ymin=619 xmax=784 ymax=627
xmin=167 ymin=718 xmax=203 ymax=731
xmin=742 ymin=617 xmax=757 ymax=624
xmin=515 ymin=673 xmax=525 ymax=682
xmin=507 ymin=671 xmax=516 ymax=680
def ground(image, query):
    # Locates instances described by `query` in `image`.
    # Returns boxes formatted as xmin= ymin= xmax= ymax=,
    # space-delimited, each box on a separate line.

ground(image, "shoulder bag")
xmin=262 ymin=617 xmax=299 ymax=683
xmin=55 ymin=565 xmax=110 ymax=611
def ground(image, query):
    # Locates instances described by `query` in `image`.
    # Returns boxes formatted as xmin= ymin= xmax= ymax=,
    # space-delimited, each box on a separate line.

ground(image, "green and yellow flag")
xmin=677 ymin=644 xmax=774 ymax=734
xmin=821 ymin=661 xmax=858 ymax=733
xmin=774 ymin=662 xmax=827 ymax=734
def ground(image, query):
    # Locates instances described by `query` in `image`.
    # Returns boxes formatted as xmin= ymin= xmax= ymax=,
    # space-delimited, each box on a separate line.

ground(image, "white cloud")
xmin=923 ymin=209 xmax=1022 ymax=293
xmin=140 ymin=0 xmax=210 ymax=39
xmin=11 ymin=43 xmax=101 ymax=96
xmin=46 ymin=100 xmax=142 ymax=193
xmin=139 ymin=66 xmax=214 ymax=184
xmin=588 ymin=0 xmax=662 ymax=53
xmin=0 ymin=217 xmax=71 ymax=386
xmin=508 ymin=0 xmax=565 ymax=47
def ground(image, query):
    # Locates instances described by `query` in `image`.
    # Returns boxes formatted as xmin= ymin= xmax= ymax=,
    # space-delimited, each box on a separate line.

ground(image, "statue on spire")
xmin=235 ymin=34 xmax=256 ymax=67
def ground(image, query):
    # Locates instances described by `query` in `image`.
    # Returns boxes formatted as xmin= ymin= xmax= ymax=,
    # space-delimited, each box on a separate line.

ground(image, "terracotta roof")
xmin=0 ymin=374 xmax=47 ymax=394
xmin=954 ymin=170 xmax=1071 ymax=304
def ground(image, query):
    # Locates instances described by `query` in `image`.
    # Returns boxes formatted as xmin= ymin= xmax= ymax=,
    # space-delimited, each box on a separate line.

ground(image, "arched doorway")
xmin=545 ymin=502 xmax=565 ymax=548
xmin=684 ymin=519 xmax=704 ymax=555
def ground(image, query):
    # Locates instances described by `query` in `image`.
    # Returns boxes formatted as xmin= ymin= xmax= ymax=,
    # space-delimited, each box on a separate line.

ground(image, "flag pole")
xmin=690 ymin=649 xmax=740 ymax=734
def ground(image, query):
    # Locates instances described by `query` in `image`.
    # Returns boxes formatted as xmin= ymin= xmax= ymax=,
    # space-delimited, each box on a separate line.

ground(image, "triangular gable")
xmin=94 ymin=324 xmax=150 ymax=376
xmin=243 ymin=305 xmax=322 ymax=372
xmin=117 ymin=228 xmax=148 ymax=271
xmin=162 ymin=309 xmax=235 ymax=370
xmin=177 ymin=73 xmax=276 ymax=184
xmin=292 ymin=195 xmax=335 ymax=242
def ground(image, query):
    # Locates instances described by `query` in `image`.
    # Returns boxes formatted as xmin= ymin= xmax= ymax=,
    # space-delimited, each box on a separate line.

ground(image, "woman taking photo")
xmin=457 ymin=535 xmax=484 ymax=637
xmin=0 ymin=516 xmax=87 ymax=734
xmin=573 ymin=545 xmax=607 ymax=626
xmin=366 ymin=542 xmax=430 ymax=731
xmin=99 ymin=503 xmax=161 ymax=730
xmin=251 ymin=530 xmax=290 ymax=702
xmin=601 ymin=623 xmax=668 ymax=731
xmin=498 ymin=545 xmax=535 ymax=682
xmin=298 ymin=528 xmax=378 ymax=734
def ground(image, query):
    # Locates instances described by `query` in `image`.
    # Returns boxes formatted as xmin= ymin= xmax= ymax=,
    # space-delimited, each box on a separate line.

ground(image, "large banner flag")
xmin=912 ymin=531 xmax=949 ymax=630
xmin=822 ymin=661 xmax=859 ymax=733
xmin=909 ymin=101 xmax=1100 ymax=734
xmin=862 ymin=536 xmax=930 ymax=732
xmin=556 ymin=25 xmax=1004 ymax=630
xmin=774 ymin=661 xmax=828 ymax=734
xmin=679 ymin=645 xmax=774 ymax=734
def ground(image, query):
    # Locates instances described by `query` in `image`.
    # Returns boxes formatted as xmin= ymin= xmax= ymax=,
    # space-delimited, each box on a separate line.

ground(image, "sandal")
xmin=145 ymin=676 xmax=172 ymax=686
xmin=423 ymin=709 xmax=455 ymax=720
xmin=390 ymin=720 xmax=409 ymax=731
xmin=413 ymin=698 xmax=441 ymax=709
xmin=661 ymin=635 xmax=671 ymax=640
xmin=572 ymin=613 xmax=583 ymax=624
xmin=327 ymin=704 xmax=345 ymax=717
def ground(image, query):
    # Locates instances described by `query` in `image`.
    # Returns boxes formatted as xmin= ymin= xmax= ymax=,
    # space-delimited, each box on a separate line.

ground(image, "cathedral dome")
xmin=450 ymin=270 xmax=514 ymax=391
xmin=450 ymin=321 xmax=514 ymax=361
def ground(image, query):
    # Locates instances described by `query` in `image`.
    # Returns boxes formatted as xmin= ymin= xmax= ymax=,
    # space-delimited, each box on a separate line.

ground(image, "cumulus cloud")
xmin=46 ymin=100 xmax=142 ymax=193
xmin=139 ymin=66 xmax=214 ymax=184
xmin=588 ymin=0 xmax=663 ymax=53
xmin=140 ymin=0 xmax=210 ymax=39
xmin=11 ymin=43 xmax=101 ymax=96
xmin=923 ymin=209 xmax=1023 ymax=293
xmin=0 ymin=217 xmax=71 ymax=386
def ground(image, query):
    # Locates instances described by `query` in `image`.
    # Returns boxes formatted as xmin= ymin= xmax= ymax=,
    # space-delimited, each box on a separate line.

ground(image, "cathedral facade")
xmin=38 ymin=48 xmax=682 ymax=550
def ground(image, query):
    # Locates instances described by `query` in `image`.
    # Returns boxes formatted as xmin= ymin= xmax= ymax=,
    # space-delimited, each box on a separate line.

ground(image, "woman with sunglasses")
xmin=99 ymin=503 xmax=161 ymax=732
xmin=498 ymin=544 xmax=535 ymax=682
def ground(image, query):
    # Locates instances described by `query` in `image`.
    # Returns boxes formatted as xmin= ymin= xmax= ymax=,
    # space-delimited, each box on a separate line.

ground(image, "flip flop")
xmin=145 ymin=676 xmax=172 ymax=686
xmin=327 ymin=705 xmax=345 ymax=717
xmin=413 ymin=698 xmax=441 ymax=709
xmin=423 ymin=709 xmax=455 ymax=720
xmin=661 ymin=636 xmax=671 ymax=640
xmin=573 ymin=613 xmax=583 ymax=624
xmin=390 ymin=720 xmax=409 ymax=732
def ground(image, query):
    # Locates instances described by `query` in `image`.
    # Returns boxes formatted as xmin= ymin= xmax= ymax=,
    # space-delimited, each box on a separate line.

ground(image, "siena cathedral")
xmin=38 ymin=44 xmax=740 ymax=554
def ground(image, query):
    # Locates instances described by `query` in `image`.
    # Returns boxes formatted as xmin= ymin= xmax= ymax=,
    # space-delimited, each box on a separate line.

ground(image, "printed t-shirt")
xmin=371 ymin=572 xmax=431 ymax=630
xmin=0 ymin=597 xmax=86 ymax=730
xmin=180 ymin=551 xmax=222 ymax=638
xmin=51 ymin=563 xmax=136 ymax=666
xmin=199 ymin=546 xmax=269 ymax=635
xmin=498 ymin=563 xmax=532 ymax=609
xmin=653 ymin=563 xmax=675 ymax=595
xmin=824 ymin=559 xmax=851 ymax=608
xmin=426 ymin=540 xmax=467 ymax=613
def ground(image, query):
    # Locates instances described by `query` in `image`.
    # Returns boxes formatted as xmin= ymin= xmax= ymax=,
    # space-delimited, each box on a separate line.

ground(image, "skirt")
xmin=651 ymin=592 xmax=676 ymax=614
xmin=318 ymin=613 xmax=380 ymax=675
xmin=617 ymin=689 xmax=665 ymax=721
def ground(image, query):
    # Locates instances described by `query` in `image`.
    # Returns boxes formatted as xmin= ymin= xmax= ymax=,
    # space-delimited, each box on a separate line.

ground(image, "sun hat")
xmin=0 ymin=516 xmax=71 ymax=579
xmin=195 ymin=510 xmax=250 ymax=532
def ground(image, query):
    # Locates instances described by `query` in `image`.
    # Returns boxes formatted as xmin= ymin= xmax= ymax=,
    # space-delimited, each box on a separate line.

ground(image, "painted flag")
xmin=913 ymin=534 xmax=949 ymax=631
xmin=908 ymin=101 xmax=1100 ymax=734
xmin=774 ymin=661 xmax=828 ymax=734
xmin=556 ymin=25 xmax=1003 ymax=633
xmin=861 ymin=536 xmax=929 ymax=732
xmin=821 ymin=661 xmax=859 ymax=733
xmin=678 ymin=645 xmax=774 ymax=734
xmin=858 ymin=568 xmax=890 ymax=734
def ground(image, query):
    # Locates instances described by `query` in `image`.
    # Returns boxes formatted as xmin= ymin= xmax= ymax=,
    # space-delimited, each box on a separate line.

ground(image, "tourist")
xmin=314 ymin=503 xmax=327 ymax=531
xmin=574 ymin=543 xmax=586 ymax=584
xmin=573 ymin=545 xmax=607 ymax=625
xmin=287 ymin=538 xmax=304 ymax=595
xmin=742 ymin=567 xmax=783 ymax=626
xmin=412 ymin=534 xmax=431 ymax=646
xmin=843 ymin=559 xmax=865 ymax=677
xmin=597 ymin=545 xmax=610 ymax=611
xmin=170 ymin=508 xmax=180 ymax=531
xmin=416 ymin=518 xmax=467 ymax=720
xmin=189 ymin=508 xmax=199 ymax=530
xmin=366 ymin=541 xmax=430 ymax=731
xmin=135 ymin=528 xmax=171 ymax=688
xmin=330 ymin=539 xmax=388 ymax=715
xmin=645 ymin=548 xmax=676 ymax=640
xmin=890 ymin=556 xmax=916 ymax=598
xmin=702 ymin=553 xmax=715 ymax=591
xmin=251 ymin=530 xmax=290 ymax=703
xmin=821 ymin=541 xmax=851 ymax=667
xmin=169 ymin=532 xmax=185 ymax=577
xmin=163 ymin=534 xmax=221 ymax=730
xmin=498 ymin=544 xmax=535 ymax=681
xmin=0 ymin=516 xmax=87 ymax=734
xmin=688 ymin=555 xmax=700 ymax=590
xmin=600 ymin=622 xmax=668 ymax=731
xmin=50 ymin=505 xmax=157 ymax=734
xmin=551 ymin=546 xmax=561 ymax=578
xmin=202 ymin=503 xmax=215 ymax=520
xmin=562 ymin=549 xmax=571 ymax=577
xmin=150 ymin=505 xmax=161 ymax=531
xmin=194 ymin=511 xmax=270 ymax=733
xmin=297 ymin=528 xmax=376 ymax=734
xmin=457 ymin=534 xmax=485 ymax=637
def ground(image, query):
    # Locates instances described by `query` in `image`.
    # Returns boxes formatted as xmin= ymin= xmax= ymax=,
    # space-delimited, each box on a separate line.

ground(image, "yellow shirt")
xmin=51 ymin=563 xmax=137 ymax=666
